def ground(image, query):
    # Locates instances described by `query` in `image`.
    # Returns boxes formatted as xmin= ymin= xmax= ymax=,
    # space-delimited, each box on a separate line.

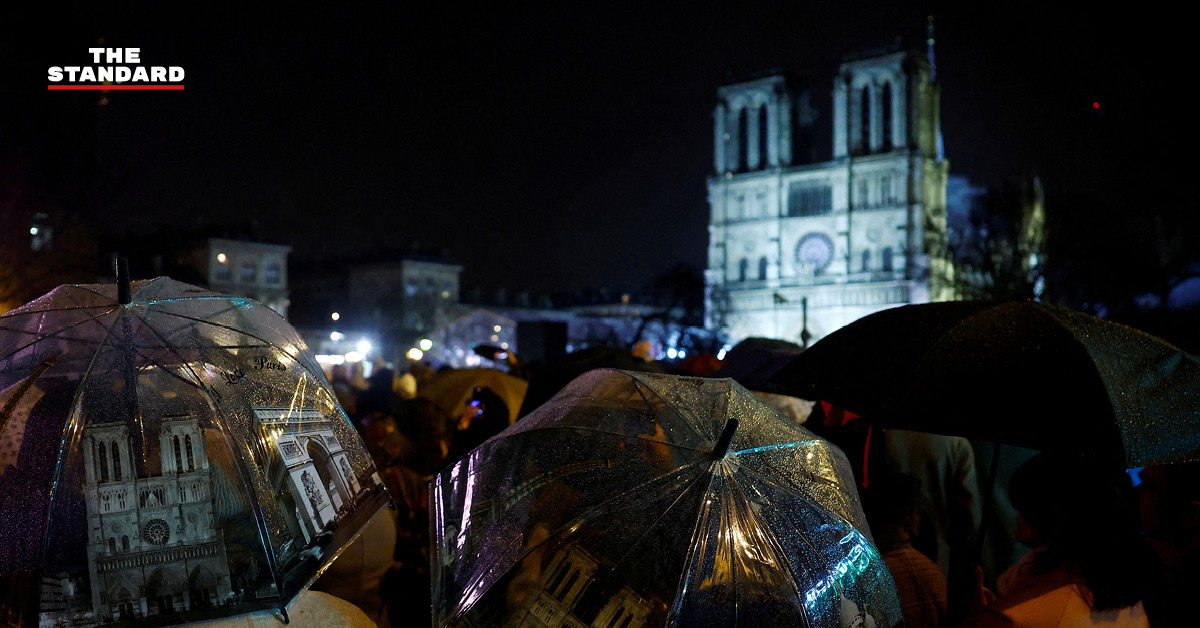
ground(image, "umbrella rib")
xmin=724 ymin=472 xmax=809 ymax=622
xmin=475 ymin=424 xmax=710 ymax=453
xmin=449 ymin=459 xmax=711 ymax=622
xmin=628 ymin=373 xmax=713 ymax=445
xmin=142 ymin=308 xmax=326 ymax=382
xmin=735 ymin=463 xmax=864 ymax=538
xmin=0 ymin=309 xmax=119 ymax=364
xmin=38 ymin=307 xmax=127 ymax=568
xmin=609 ymin=470 xmax=713 ymax=568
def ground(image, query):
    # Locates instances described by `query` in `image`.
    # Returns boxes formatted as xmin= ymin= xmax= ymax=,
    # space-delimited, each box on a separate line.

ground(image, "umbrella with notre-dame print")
xmin=0 ymin=272 xmax=390 ymax=628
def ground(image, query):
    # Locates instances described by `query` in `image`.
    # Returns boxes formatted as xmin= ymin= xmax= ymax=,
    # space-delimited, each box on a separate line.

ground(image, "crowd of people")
xmin=316 ymin=341 xmax=1198 ymax=628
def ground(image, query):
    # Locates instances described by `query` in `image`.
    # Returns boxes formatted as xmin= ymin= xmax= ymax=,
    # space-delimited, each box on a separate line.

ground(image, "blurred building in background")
xmin=705 ymin=47 xmax=953 ymax=345
xmin=172 ymin=237 xmax=292 ymax=317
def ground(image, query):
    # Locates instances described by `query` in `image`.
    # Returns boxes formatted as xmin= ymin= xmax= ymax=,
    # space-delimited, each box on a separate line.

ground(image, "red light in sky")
xmin=1093 ymin=102 xmax=1100 ymax=109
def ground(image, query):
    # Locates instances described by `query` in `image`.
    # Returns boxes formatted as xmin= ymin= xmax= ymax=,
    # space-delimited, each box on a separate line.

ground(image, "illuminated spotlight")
xmin=717 ymin=348 xmax=728 ymax=360
xmin=30 ymin=227 xmax=39 ymax=235
xmin=441 ymin=290 xmax=451 ymax=299
xmin=496 ymin=352 xmax=509 ymax=361
xmin=217 ymin=253 xmax=227 ymax=264
xmin=357 ymin=340 xmax=372 ymax=354
xmin=500 ymin=342 xmax=509 ymax=349
xmin=344 ymin=351 xmax=364 ymax=363
xmin=493 ymin=324 xmax=502 ymax=332
xmin=667 ymin=348 xmax=678 ymax=359
xmin=316 ymin=354 xmax=346 ymax=365
xmin=678 ymin=349 xmax=688 ymax=359
xmin=331 ymin=311 xmax=340 ymax=321
xmin=330 ymin=331 xmax=344 ymax=341
xmin=490 ymin=334 xmax=499 ymax=342
xmin=419 ymin=338 xmax=433 ymax=351
xmin=1093 ymin=101 xmax=1100 ymax=109
xmin=406 ymin=348 xmax=424 ymax=361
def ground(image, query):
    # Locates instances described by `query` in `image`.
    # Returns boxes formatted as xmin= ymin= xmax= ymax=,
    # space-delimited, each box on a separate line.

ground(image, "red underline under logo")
xmin=47 ymin=85 xmax=185 ymax=91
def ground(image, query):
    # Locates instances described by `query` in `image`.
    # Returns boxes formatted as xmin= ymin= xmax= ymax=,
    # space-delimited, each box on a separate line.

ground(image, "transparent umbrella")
xmin=431 ymin=369 xmax=901 ymax=628
xmin=0 ymin=277 xmax=390 ymax=627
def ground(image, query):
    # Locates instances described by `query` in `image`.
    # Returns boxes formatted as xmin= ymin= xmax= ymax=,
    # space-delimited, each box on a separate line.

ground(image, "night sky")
xmin=3 ymin=3 xmax=1191 ymax=294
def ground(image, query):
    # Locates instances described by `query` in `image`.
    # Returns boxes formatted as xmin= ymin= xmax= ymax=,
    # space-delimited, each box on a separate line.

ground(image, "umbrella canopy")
xmin=419 ymin=368 xmax=529 ymax=426
xmin=771 ymin=300 xmax=1200 ymax=467
xmin=0 ymin=278 xmax=390 ymax=627
xmin=432 ymin=369 xmax=901 ymax=628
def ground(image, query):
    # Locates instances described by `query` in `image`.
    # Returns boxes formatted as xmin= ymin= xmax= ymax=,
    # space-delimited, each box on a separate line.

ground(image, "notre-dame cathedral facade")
xmin=705 ymin=47 xmax=954 ymax=344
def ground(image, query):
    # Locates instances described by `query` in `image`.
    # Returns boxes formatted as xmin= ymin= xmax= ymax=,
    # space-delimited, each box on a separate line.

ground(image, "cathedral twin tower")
xmin=705 ymin=48 xmax=953 ymax=344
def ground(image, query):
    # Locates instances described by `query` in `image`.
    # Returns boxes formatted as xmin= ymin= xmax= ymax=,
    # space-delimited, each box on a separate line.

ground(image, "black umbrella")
xmin=770 ymin=300 xmax=1200 ymax=468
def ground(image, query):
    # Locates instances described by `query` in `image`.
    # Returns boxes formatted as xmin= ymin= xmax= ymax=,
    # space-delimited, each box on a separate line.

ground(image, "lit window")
xmin=241 ymin=262 xmax=257 ymax=283
xmin=265 ymin=263 xmax=281 ymax=284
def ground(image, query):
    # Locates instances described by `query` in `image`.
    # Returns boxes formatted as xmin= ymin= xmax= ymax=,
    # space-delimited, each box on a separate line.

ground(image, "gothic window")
xmin=788 ymin=183 xmax=833 ymax=216
xmin=548 ymin=561 xmax=572 ymax=596
xmin=143 ymin=519 xmax=170 ymax=545
xmin=557 ymin=571 xmax=580 ymax=603
xmin=122 ymin=535 xmax=130 ymax=551
xmin=881 ymin=82 xmax=893 ymax=150
xmin=112 ymin=442 xmax=122 ymax=481
xmin=860 ymin=87 xmax=872 ymax=153
xmin=882 ymin=247 xmax=894 ymax=271
xmin=98 ymin=442 xmax=109 ymax=483
xmin=858 ymin=179 xmax=870 ymax=208
xmin=758 ymin=257 xmax=769 ymax=281
xmin=108 ymin=538 xmax=116 ymax=553
xmin=862 ymin=249 xmax=871 ymax=272
xmin=737 ymin=108 xmax=749 ymax=171
xmin=185 ymin=435 xmax=195 ymax=471
xmin=174 ymin=437 xmax=182 ymax=472
xmin=757 ymin=103 xmax=769 ymax=167
xmin=738 ymin=258 xmax=749 ymax=282
xmin=880 ymin=175 xmax=893 ymax=205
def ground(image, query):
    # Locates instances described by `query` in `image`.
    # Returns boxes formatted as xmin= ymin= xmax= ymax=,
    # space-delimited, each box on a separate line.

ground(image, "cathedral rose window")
xmin=143 ymin=519 xmax=171 ymax=545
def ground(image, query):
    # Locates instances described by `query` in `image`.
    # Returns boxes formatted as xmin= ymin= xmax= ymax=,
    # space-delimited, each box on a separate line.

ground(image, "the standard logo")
xmin=48 ymin=48 xmax=185 ymax=90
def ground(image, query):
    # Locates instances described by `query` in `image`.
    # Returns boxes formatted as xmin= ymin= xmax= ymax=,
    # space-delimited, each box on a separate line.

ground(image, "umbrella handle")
xmin=713 ymin=418 xmax=739 ymax=459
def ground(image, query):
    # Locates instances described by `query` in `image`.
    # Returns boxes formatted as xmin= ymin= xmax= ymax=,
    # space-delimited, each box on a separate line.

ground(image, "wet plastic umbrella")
xmin=419 ymin=368 xmax=529 ymax=426
xmin=0 ymin=277 xmax=390 ymax=627
xmin=431 ymin=369 xmax=901 ymax=628
xmin=770 ymin=300 xmax=1200 ymax=467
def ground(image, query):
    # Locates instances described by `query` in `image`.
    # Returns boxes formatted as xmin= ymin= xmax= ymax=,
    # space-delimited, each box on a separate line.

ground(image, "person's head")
xmin=862 ymin=473 xmax=923 ymax=548
xmin=367 ymin=368 xmax=394 ymax=391
xmin=1009 ymin=452 xmax=1147 ymax=610
xmin=459 ymin=386 xmax=509 ymax=429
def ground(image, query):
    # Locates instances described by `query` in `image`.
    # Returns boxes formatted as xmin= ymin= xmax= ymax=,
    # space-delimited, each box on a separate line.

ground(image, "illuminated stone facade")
xmin=706 ymin=50 xmax=953 ymax=344
xmin=79 ymin=416 xmax=231 ymax=622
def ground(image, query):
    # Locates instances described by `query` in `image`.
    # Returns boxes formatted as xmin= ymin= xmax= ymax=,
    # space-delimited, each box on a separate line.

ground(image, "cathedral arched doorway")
xmin=307 ymin=439 xmax=349 ymax=510
xmin=113 ymin=586 xmax=136 ymax=620
xmin=189 ymin=565 xmax=218 ymax=609
xmin=146 ymin=568 xmax=180 ymax=615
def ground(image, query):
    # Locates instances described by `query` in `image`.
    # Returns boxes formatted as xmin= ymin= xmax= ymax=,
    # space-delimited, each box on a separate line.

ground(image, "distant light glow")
xmin=490 ymin=334 xmax=499 ymax=342
xmin=419 ymin=338 xmax=433 ymax=351
xmin=678 ymin=349 xmax=688 ymax=359
xmin=316 ymin=354 xmax=346 ymax=365
xmin=1093 ymin=102 xmax=1100 ymax=109
xmin=344 ymin=351 xmax=364 ymax=363
xmin=406 ymin=348 xmax=424 ymax=361
xmin=356 ymin=340 xmax=372 ymax=354
xmin=667 ymin=348 xmax=678 ymax=359
xmin=717 ymin=348 xmax=728 ymax=360
xmin=331 ymin=312 xmax=340 ymax=321
xmin=330 ymin=331 xmax=344 ymax=341
xmin=217 ymin=253 xmax=227 ymax=264
xmin=441 ymin=290 xmax=451 ymax=299
xmin=500 ymin=342 xmax=509 ymax=349
xmin=493 ymin=325 xmax=502 ymax=332
xmin=496 ymin=352 xmax=508 ymax=360
xmin=30 ymin=227 xmax=38 ymax=235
